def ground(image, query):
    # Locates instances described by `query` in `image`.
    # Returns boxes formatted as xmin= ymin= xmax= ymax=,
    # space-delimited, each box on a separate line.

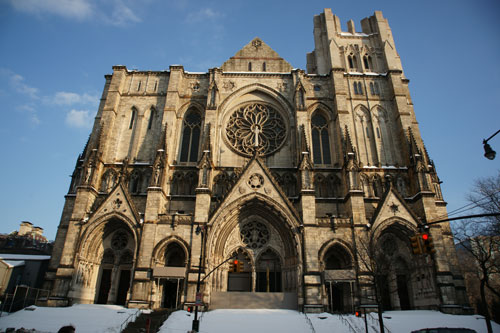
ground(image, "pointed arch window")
xmin=311 ymin=113 xmax=332 ymax=165
xmin=129 ymin=107 xmax=137 ymax=129
xmin=357 ymin=82 xmax=363 ymax=95
xmin=147 ymin=107 xmax=156 ymax=130
xmin=348 ymin=54 xmax=355 ymax=69
xmin=179 ymin=109 xmax=202 ymax=163
xmin=262 ymin=62 xmax=267 ymax=72
xmin=363 ymin=55 xmax=373 ymax=70
xmin=129 ymin=170 xmax=142 ymax=194
xmin=165 ymin=242 xmax=186 ymax=267
xmin=248 ymin=62 xmax=252 ymax=71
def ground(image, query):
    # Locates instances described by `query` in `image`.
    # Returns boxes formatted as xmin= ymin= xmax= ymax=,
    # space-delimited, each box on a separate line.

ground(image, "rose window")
xmin=225 ymin=103 xmax=286 ymax=156
xmin=111 ymin=231 xmax=128 ymax=250
xmin=240 ymin=221 xmax=270 ymax=249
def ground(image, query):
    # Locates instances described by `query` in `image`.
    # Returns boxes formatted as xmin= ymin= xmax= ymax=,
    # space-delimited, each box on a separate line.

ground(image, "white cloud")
xmin=106 ymin=0 xmax=141 ymax=26
xmin=50 ymin=91 xmax=98 ymax=106
xmin=10 ymin=73 xmax=39 ymax=99
xmin=65 ymin=109 xmax=95 ymax=128
xmin=8 ymin=0 xmax=141 ymax=26
xmin=17 ymin=104 xmax=41 ymax=125
xmin=186 ymin=8 xmax=222 ymax=23
xmin=8 ymin=0 xmax=94 ymax=21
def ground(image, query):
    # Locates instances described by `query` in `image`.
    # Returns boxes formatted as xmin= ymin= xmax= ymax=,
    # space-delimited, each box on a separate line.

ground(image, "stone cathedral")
xmin=44 ymin=9 xmax=468 ymax=313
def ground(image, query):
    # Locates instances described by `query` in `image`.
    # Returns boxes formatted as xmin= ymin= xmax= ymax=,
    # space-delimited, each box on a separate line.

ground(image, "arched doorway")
xmin=323 ymin=244 xmax=355 ymax=313
xmin=375 ymin=227 xmax=415 ymax=311
xmin=95 ymin=225 xmax=135 ymax=305
xmin=162 ymin=242 xmax=186 ymax=308
xmin=256 ymin=248 xmax=282 ymax=292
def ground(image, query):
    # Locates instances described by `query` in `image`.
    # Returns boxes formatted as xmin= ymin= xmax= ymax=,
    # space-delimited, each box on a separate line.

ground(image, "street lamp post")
xmin=192 ymin=225 xmax=204 ymax=332
xmin=483 ymin=129 xmax=500 ymax=160
xmin=190 ymin=227 xmax=237 ymax=333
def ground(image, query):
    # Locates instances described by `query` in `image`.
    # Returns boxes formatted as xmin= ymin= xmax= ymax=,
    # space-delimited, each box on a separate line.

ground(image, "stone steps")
xmin=122 ymin=309 xmax=170 ymax=333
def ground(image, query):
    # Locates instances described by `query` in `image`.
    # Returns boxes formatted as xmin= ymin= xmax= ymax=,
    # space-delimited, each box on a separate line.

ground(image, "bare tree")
xmin=454 ymin=171 xmax=500 ymax=333
xmin=355 ymin=232 xmax=395 ymax=333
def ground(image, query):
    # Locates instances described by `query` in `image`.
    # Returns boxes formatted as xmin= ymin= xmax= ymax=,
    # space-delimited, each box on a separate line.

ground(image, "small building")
xmin=0 ymin=259 xmax=25 ymax=296
xmin=0 ymin=254 xmax=51 ymax=293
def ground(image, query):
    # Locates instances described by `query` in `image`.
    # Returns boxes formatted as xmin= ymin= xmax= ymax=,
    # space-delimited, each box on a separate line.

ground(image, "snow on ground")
xmin=161 ymin=310 xmax=500 ymax=333
xmin=160 ymin=309 xmax=313 ymax=333
xmin=0 ymin=305 xmax=499 ymax=333
xmin=0 ymin=304 xmax=139 ymax=333
xmin=380 ymin=310 xmax=499 ymax=333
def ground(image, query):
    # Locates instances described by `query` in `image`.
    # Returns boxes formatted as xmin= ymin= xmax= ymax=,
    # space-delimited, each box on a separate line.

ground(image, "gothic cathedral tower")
xmin=44 ymin=9 xmax=468 ymax=313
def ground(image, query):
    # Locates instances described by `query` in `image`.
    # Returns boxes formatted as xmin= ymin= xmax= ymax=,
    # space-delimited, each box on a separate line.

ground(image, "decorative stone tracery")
xmin=240 ymin=221 xmax=270 ymax=249
xmin=225 ymin=103 xmax=286 ymax=157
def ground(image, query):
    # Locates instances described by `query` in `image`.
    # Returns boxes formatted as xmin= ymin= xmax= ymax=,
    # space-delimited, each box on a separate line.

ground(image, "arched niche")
xmin=70 ymin=216 xmax=138 ymax=306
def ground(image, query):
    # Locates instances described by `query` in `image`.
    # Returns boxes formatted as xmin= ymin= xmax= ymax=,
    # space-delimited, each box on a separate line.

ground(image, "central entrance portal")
xmin=208 ymin=197 xmax=301 ymax=309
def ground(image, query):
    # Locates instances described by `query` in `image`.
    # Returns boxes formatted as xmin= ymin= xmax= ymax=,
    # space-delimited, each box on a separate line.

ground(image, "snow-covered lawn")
xmin=161 ymin=309 xmax=500 ymax=333
xmin=0 ymin=305 xmax=499 ymax=333
xmin=0 ymin=304 xmax=139 ymax=333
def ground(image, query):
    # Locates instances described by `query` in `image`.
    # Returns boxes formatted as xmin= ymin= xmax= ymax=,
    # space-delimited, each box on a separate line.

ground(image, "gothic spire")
xmin=408 ymin=127 xmax=422 ymax=157
xmin=343 ymin=126 xmax=357 ymax=163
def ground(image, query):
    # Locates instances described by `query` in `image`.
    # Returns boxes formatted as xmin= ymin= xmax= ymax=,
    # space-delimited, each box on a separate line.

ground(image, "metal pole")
xmin=35 ymin=288 xmax=40 ymax=306
xmin=484 ymin=129 xmax=500 ymax=143
xmin=9 ymin=285 xmax=18 ymax=313
xmin=192 ymin=228 xmax=204 ymax=332
xmin=329 ymin=281 xmax=333 ymax=312
xmin=350 ymin=281 xmax=354 ymax=313
xmin=23 ymin=286 xmax=29 ymax=308
xmin=364 ymin=308 xmax=368 ymax=333
xmin=175 ymin=278 xmax=179 ymax=309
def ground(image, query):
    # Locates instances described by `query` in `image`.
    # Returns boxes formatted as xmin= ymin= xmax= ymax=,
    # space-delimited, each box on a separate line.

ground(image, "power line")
xmin=432 ymin=189 xmax=500 ymax=222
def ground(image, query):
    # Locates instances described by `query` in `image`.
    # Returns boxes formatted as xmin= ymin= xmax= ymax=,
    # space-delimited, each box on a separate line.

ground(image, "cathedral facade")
xmin=45 ymin=9 xmax=468 ymax=313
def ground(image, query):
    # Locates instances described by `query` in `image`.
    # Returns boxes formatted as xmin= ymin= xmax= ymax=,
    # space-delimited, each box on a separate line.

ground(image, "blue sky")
xmin=0 ymin=0 xmax=499 ymax=241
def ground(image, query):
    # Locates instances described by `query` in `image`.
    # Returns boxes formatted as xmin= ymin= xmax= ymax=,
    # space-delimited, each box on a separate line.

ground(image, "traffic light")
xmin=229 ymin=261 xmax=236 ymax=272
xmin=355 ymin=310 xmax=361 ymax=317
xmin=421 ymin=233 xmax=436 ymax=254
xmin=236 ymin=260 xmax=244 ymax=273
xmin=187 ymin=306 xmax=193 ymax=313
xmin=410 ymin=234 xmax=422 ymax=255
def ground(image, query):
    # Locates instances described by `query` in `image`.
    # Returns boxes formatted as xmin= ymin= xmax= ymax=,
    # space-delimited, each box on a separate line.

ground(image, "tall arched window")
xmin=348 ymin=54 xmax=354 ymax=69
xmin=147 ymin=107 xmax=156 ymax=130
xmin=354 ymin=107 xmax=377 ymax=166
xmin=179 ymin=109 xmax=202 ymax=163
xmin=129 ymin=107 xmax=137 ymax=129
xmin=248 ymin=62 xmax=252 ymax=71
xmin=357 ymin=82 xmax=363 ymax=95
xmin=311 ymin=113 xmax=332 ymax=165
xmin=363 ymin=55 xmax=373 ymax=70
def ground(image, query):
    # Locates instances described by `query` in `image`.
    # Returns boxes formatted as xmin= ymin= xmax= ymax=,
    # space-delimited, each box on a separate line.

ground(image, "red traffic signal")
xmin=355 ymin=311 xmax=361 ymax=317
xmin=187 ymin=306 xmax=193 ymax=313
xmin=421 ymin=233 xmax=435 ymax=254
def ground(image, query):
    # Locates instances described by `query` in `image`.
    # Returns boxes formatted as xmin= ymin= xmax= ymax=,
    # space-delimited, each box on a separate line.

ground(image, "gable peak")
xmin=221 ymin=37 xmax=292 ymax=72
